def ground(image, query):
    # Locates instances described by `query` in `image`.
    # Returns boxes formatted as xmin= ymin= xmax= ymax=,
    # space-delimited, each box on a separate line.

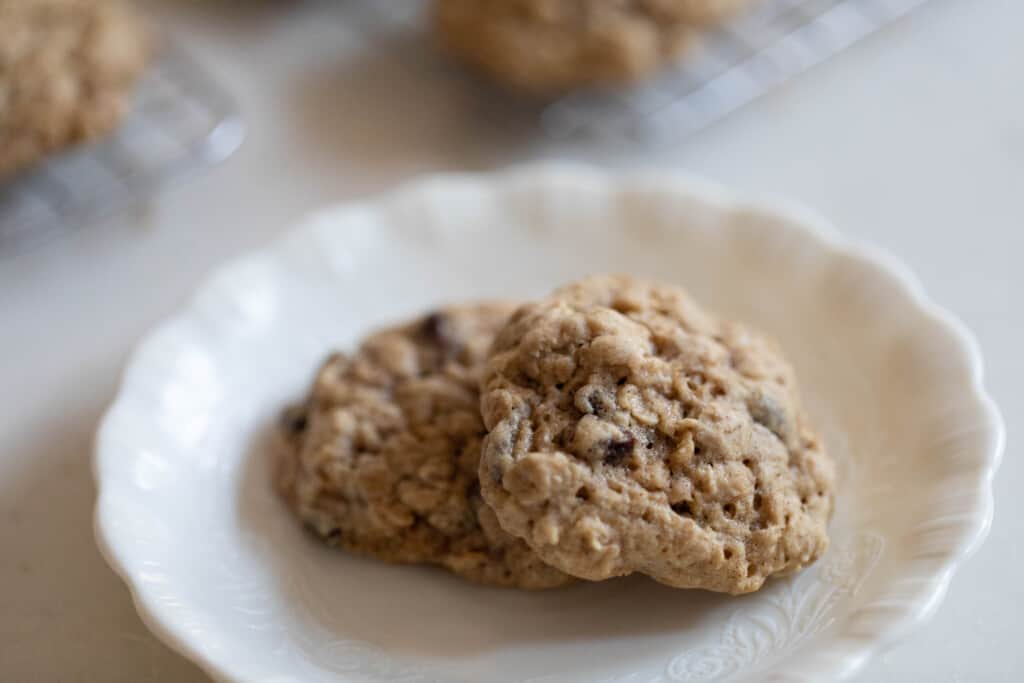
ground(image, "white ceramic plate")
xmin=94 ymin=164 xmax=1004 ymax=683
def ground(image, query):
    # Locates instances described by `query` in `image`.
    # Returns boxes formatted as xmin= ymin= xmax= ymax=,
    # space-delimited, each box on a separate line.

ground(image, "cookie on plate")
xmin=0 ymin=0 xmax=152 ymax=179
xmin=277 ymin=302 xmax=574 ymax=590
xmin=433 ymin=0 xmax=698 ymax=92
xmin=479 ymin=275 xmax=834 ymax=594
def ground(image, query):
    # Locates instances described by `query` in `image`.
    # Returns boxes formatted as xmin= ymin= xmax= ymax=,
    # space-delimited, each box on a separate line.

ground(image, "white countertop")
xmin=0 ymin=0 xmax=1019 ymax=680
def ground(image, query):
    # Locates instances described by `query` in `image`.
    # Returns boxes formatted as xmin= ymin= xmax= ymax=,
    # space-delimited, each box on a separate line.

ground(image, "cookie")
xmin=479 ymin=276 xmax=834 ymax=594
xmin=0 ymin=0 xmax=152 ymax=179
xmin=276 ymin=302 xmax=573 ymax=590
xmin=434 ymin=0 xmax=697 ymax=92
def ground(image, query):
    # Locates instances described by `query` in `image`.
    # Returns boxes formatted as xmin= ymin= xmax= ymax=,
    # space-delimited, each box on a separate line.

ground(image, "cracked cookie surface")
xmin=480 ymin=275 xmax=834 ymax=593
xmin=277 ymin=302 xmax=573 ymax=590
xmin=0 ymin=0 xmax=152 ymax=179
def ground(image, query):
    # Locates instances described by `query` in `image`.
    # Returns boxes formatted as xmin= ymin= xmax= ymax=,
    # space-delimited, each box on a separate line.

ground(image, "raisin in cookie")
xmin=479 ymin=276 xmax=834 ymax=594
xmin=0 ymin=0 xmax=152 ymax=179
xmin=277 ymin=302 xmax=573 ymax=590
xmin=433 ymin=0 xmax=698 ymax=92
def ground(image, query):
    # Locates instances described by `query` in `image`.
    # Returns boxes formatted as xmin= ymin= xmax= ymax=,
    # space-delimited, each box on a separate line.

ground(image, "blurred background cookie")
xmin=433 ymin=0 xmax=752 ymax=92
xmin=670 ymin=0 xmax=751 ymax=24
xmin=0 ymin=0 xmax=152 ymax=179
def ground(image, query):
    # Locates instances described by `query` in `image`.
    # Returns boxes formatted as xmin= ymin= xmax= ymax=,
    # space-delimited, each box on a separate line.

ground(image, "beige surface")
xmin=0 ymin=0 xmax=1021 ymax=680
xmin=277 ymin=302 xmax=572 ymax=590
xmin=480 ymin=276 xmax=833 ymax=593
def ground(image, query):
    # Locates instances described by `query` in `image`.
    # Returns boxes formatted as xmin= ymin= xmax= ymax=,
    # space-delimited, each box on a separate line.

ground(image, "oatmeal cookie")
xmin=433 ymin=0 xmax=699 ymax=91
xmin=277 ymin=302 xmax=573 ymax=590
xmin=0 ymin=0 xmax=152 ymax=179
xmin=479 ymin=275 xmax=834 ymax=594
xmin=434 ymin=0 xmax=754 ymax=92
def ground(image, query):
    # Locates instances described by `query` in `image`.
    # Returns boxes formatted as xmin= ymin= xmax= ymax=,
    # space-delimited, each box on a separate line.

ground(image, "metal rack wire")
xmin=0 ymin=43 xmax=244 ymax=255
xmin=543 ymin=0 xmax=933 ymax=139
xmin=352 ymin=0 xmax=934 ymax=140
xmin=0 ymin=0 xmax=931 ymax=253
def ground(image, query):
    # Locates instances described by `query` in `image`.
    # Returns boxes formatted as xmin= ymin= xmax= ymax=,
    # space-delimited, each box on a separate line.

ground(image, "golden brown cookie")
xmin=434 ymin=0 xmax=750 ymax=92
xmin=0 ymin=0 xmax=152 ymax=179
xmin=479 ymin=276 xmax=834 ymax=594
xmin=277 ymin=302 xmax=573 ymax=590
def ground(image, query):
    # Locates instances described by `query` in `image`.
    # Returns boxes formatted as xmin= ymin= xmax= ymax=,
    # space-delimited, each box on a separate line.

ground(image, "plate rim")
xmin=93 ymin=162 xmax=1005 ymax=683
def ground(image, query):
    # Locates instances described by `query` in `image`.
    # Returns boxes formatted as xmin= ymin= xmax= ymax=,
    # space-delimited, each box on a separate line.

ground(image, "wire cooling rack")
xmin=0 ymin=43 xmax=244 ymax=255
xmin=345 ymin=0 xmax=933 ymax=140
xmin=544 ymin=0 xmax=933 ymax=139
